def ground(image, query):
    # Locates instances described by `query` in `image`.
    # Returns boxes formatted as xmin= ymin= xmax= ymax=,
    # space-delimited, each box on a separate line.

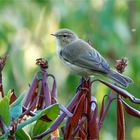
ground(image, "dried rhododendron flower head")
xmin=115 ymin=58 xmax=128 ymax=74
xmin=36 ymin=58 xmax=48 ymax=69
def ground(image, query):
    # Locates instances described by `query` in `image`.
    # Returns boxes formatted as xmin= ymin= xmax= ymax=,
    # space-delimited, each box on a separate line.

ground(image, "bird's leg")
xmin=76 ymin=77 xmax=85 ymax=93
xmin=84 ymin=77 xmax=90 ymax=83
xmin=76 ymin=77 xmax=90 ymax=93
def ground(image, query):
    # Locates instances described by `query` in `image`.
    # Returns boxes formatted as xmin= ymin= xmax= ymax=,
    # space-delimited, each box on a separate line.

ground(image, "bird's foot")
xmin=76 ymin=77 xmax=90 ymax=93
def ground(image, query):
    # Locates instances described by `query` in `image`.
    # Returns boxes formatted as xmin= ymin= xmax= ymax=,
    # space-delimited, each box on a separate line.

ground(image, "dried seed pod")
xmin=115 ymin=58 xmax=128 ymax=74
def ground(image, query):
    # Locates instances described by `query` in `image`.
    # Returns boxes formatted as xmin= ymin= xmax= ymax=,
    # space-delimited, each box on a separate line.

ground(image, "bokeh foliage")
xmin=0 ymin=0 xmax=140 ymax=139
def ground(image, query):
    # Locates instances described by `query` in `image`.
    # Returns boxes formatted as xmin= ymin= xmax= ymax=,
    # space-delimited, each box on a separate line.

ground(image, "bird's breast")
xmin=58 ymin=53 xmax=93 ymax=77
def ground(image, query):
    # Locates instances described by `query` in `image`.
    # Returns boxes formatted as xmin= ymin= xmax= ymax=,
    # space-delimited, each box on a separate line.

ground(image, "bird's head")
xmin=51 ymin=28 xmax=78 ymax=48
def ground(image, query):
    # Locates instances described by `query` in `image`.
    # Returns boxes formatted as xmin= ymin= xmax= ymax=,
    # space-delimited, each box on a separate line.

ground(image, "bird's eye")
xmin=63 ymin=35 xmax=67 ymax=37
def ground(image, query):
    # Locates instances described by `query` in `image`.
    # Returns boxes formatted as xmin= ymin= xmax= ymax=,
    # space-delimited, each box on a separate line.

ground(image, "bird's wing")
xmin=60 ymin=39 xmax=110 ymax=74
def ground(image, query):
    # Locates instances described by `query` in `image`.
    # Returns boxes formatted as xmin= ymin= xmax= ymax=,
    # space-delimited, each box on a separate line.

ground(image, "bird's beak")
xmin=50 ymin=33 xmax=56 ymax=37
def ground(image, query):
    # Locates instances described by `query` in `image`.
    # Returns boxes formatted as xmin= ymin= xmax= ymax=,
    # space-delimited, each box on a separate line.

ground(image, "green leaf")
xmin=15 ymin=129 xmax=31 ymax=140
xmin=7 ymin=90 xmax=11 ymax=100
xmin=17 ymin=104 xmax=60 ymax=130
xmin=0 ymin=96 xmax=10 ymax=126
xmin=10 ymin=94 xmax=24 ymax=120
xmin=0 ymin=135 xmax=8 ymax=140
xmin=33 ymin=103 xmax=60 ymax=136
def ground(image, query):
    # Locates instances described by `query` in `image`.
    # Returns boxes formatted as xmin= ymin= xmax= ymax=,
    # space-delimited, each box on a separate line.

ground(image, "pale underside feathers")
xmin=53 ymin=28 xmax=133 ymax=87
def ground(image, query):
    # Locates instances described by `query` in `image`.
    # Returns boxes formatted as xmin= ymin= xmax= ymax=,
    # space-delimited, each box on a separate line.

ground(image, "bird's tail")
xmin=107 ymin=70 xmax=133 ymax=87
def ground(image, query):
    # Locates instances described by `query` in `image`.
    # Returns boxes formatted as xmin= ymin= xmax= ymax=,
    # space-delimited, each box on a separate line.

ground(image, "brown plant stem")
xmin=89 ymin=100 xmax=99 ymax=139
xmin=64 ymin=93 xmax=86 ymax=139
xmin=10 ymin=90 xmax=17 ymax=104
xmin=33 ymin=89 xmax=83 ymax=139
xmin=120 ymin=99 xmax=140 ymax=118
xmin=99 ymin=90 xmax=114 ymax=130
xmin=117 ymin=95 xmax=125 ymax=140
xmin=48 ymin=74 xmax=57 ymax=104
xmin=22 ymin=105 xmax=52 ymax=122
xmin=86 ymin=79 xmax=92 ymax=139
xmin=21 ymin=97 xmax=38 ymax=118
xmin=42 ymin=70 xmax=51 ymax=107
xmin=37 ymin=81 xmax=44 ymax=109
xmin=23 ymin=74 xmax=39 ymax=107
xmin=72 ymin=116 xmax=87 ymax=138
xmin=0 ymin=84 xmax=4 ymax=98
xmin=93 ymin=79 xmax=140 ymax=104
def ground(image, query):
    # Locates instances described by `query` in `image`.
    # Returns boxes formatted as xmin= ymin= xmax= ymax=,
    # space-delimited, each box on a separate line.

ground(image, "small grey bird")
xmin=51 ymin=28 xmax=133 ymax=87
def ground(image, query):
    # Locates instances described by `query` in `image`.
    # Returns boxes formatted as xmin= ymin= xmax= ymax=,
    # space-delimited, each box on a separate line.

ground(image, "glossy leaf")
xmin=10 ymin=94 xmax=24 ymax=120
xmin=33 ymin=103 xmax=60 ymax=136
xmin=0 ymin=134 xmax=8 ymax=140
xmin=15 ymin=129 xmax=31 ymax=140
xmin=0 ymin=116 xmax=8 ymax=134
xmin=17 ymin=104 xmax=59 ymax=130
xmin=0 ymin=96 xmax=10 ymax=126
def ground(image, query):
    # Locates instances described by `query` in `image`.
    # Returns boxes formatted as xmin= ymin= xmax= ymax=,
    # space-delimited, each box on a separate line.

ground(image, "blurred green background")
xmin=0 ymin=0 xmax=140 ymax=139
